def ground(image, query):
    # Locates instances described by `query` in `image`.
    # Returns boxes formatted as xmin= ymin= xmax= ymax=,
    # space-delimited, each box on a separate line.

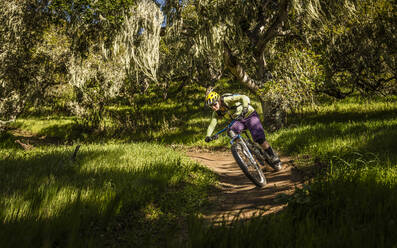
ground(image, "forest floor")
xmin=8 ymin=127 xmax=305 ymax=223
xmin=185 ymin=148 xmax=304 ymax=222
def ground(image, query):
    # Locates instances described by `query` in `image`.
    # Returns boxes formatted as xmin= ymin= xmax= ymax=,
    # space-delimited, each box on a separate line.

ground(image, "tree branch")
xmin=0 ymin=117 xmax=16 ymax=126
xmin=223 ymin=43 xmax=262 ymax=93
xmin=256 ymin=0 xmax=290 ymax=53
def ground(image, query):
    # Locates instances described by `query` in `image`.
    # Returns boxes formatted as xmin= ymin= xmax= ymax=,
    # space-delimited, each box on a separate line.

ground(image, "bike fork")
xmin=241 ymin=141 xmax=257 ymax=165
xmin=229 ymin=130 xmax=258 ymax=166
xmin=231 ymin=135 xmax=257 ymax=166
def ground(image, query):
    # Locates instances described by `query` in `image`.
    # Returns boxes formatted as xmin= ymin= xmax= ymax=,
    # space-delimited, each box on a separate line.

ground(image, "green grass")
xmin=3 ymin=91 xmax=397 ymax=247
xmin=272 ymin=97 xmax=397 ymax=165
xmin=7 ymin=84 xmax=259 ymax=145
xmin=185 ymin=165 xmax=397 ymax=248
xmin=10 ymin=116 xmax=78 ymax=140
xmin=185 ymin=97 xmax=397 ymax=247
xmin=0 ymin=143 xmax=216 ymax=248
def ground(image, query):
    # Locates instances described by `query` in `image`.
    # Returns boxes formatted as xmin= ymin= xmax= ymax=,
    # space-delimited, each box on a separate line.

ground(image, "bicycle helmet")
xmin=205 ymin=91 xmax=220 ymax=106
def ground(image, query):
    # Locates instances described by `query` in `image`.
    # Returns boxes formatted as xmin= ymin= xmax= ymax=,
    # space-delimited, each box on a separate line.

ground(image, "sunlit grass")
xmin=0 ymin=143 xmax=216 ymax=247
xmin=186 ymin=97 xmax=397 ymax=247
xmin=4 ymin=92 xmax=397 ymax=247
xmin=270 ymin=98 xmax=397 ymax=165
xmin=11 ymin=116 xmax=76 ymax=136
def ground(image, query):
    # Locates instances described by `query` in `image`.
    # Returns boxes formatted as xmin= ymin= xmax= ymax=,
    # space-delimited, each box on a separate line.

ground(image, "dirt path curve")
xmin=185 ymin=149 xmax=304 ymax=221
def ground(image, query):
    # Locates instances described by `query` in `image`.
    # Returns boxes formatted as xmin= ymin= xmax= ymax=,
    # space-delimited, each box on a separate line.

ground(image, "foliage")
xmin=49 ymin=0 xmax=136 ymax=55
xmin=67 ymin=41 xmax=125 ymax=128
xmin=0 ymin=0 xmax=165 ymax=129
xmin=261 ymin=47 xmax=323 ymax=130
xmin=0 ymin=1 xmax=54 ymax=123
xmin=158 ymin=0 xmax=363 ymax=129
xmin=115 ymin=0 xmax=164 ymax=82
xmin=312 ymin=0 xmax=396 ymax=98
xmin=1 ymin=0 xmax=395 ymax=131
xmin=65 ymin=0 xmax=164 ymax=128
xmin=0 ymin=143 xmax=216 ymax=247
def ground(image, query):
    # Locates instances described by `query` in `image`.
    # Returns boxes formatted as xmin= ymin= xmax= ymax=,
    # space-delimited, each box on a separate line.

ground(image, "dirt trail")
xmin=186 ymin=149 xmax=304 ymax=221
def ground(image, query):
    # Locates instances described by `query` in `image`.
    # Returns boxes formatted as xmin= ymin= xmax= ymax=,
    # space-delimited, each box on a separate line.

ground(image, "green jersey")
xmin=206 ymin=94 xmax=255 ymax=137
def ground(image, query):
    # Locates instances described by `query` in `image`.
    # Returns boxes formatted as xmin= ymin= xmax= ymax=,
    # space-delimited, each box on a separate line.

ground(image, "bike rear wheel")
xmin=231 ymin=139 xmax=267 ymax=187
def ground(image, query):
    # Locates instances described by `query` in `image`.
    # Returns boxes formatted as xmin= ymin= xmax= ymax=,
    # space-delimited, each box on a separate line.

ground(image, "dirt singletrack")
xmin=185 ymin=148 xmax=304 ymax=221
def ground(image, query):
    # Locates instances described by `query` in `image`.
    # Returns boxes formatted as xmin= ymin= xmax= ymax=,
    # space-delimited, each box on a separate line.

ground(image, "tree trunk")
xmin=223 ymin=43 xmax=268 ymax=122
xmin=222 ymin=0 xmax=291 ymax=131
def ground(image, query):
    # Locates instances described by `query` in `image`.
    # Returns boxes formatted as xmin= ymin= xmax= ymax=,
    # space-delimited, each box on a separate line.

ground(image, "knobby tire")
xmin=231 ymin=139 xmax=267 ymax=188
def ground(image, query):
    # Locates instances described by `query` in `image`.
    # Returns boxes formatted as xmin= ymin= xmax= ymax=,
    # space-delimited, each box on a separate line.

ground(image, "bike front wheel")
xmin=231 ymin=139 xmax=267 ymax=187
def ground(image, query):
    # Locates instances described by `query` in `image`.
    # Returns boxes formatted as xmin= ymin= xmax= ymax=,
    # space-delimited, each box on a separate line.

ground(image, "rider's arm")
xmin=224 ymin=94 xmax=251 ymax=117
xmin=234 ymin=94 xmax=250 ymax=109
xmin=206 ymin=111 xmax=218 ymax=137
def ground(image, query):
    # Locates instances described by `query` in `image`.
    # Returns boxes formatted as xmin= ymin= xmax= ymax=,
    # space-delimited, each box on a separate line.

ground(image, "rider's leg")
xmin=261 ymin=140 xmax=270 ymax=149
xmin=230 ymin=120 xmax=245 ymax=136
xmin=260 ymin=140 xmax=275 ymax=156
xmin=244 ymin=112 xmax=282 ymax=171
xmin=259 ymin=140 xmax=281 ymax=167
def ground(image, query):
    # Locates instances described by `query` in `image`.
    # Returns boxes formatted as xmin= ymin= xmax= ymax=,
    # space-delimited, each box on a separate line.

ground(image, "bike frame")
xmin=214 ymin=120 xmax=239 ymax=145
xmin=214 ymin=120 xmax=257 ymax=165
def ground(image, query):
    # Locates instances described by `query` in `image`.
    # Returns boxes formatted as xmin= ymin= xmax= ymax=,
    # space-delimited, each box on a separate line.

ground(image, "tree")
xmin=66 ymin=0 xmax=164 ymax=128
xmin=158 ymin=0 xmax=360 ymax=128
xmin=0 ymin=0 xmax=163 ymax=129
xmin=0 ymin=0 xmax=54 ymax=125
xmin=0 ymin=0 xmax=136 ymax=126
xmin=312 ymin=0 xmax=396 ymax=98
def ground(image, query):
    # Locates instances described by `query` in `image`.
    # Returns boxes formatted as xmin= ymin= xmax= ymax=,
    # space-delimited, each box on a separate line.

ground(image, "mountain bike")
xmin=208 ymin=120 xmax=272 ymax=188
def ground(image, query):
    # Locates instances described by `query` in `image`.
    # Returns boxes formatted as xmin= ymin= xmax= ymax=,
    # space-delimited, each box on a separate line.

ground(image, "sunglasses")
xmin=208 ymin=101 xmax=218 ymax=107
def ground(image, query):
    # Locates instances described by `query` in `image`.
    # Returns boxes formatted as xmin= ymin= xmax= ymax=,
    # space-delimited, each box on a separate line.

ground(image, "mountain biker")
xmin=204 ymin=90 xmax=282 ymax=171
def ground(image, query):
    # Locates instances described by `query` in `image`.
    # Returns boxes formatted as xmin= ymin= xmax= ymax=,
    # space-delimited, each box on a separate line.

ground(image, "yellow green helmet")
xmin=205 ymin=91 xmax=220 ymax=106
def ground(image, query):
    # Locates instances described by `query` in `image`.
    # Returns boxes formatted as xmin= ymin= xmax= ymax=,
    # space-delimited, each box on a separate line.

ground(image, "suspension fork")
xmin=228 ymin=130 xmax=257 ymax=165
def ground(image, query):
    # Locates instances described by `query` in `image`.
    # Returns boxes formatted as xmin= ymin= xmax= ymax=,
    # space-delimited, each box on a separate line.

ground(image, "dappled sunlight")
xmin=12 ymin=117 xmax=75 ymax=136
xmin=0 ymin=0 xmax=395 ymax=245
xmin=291 ymin=100 xmax=397 ymax=125
xmin=2 ymin=195 xmax=32 ymax=222
xmin=0 ymin=142 xmax=216 ymax=247
xmin=272 ymin=99 xmax=397 ymax=167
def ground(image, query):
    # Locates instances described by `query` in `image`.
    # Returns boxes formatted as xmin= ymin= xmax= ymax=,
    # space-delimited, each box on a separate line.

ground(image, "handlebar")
xmin=213 ymin=120 xmax=236 ymax=137
xmin=211 ymin=120 xmax=242 ymax=145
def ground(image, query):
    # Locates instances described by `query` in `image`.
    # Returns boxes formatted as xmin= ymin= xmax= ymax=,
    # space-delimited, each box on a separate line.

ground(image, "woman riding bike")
xmin=205 ymin=90 xmax=282 ymax=171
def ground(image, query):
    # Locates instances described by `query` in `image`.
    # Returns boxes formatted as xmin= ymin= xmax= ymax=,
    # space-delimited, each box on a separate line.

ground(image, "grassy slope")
xmin=2 ymin=89 xmax=397 ymax=247
xmin=0 ymin=143 xmax=216 ymax=247
xmin=187 ymin=96 xmax=397 ymax=248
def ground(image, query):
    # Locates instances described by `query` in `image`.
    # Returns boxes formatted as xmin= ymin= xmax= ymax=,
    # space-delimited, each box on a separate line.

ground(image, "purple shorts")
xmin=230 ymin=111 xmax=266 ymax=144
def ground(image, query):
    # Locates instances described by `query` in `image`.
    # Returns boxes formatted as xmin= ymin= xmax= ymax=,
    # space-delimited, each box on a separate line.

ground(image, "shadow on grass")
xmin=289 ymin=107 xmax=397 ymax=126
xmin=5 ymin=85 xmax=224 ymax=146
xmin=0 ymin=147 xmax=215 ymax=248
xmin=6 ymin=121 xmax=86 ymax=146
xmin=187 ymin=176 xmax=397 ymax=247
xmin=276 ymin=115 xmax=397 ymax=166
xmin=36 ymin=122 xmax=86 ymax=141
